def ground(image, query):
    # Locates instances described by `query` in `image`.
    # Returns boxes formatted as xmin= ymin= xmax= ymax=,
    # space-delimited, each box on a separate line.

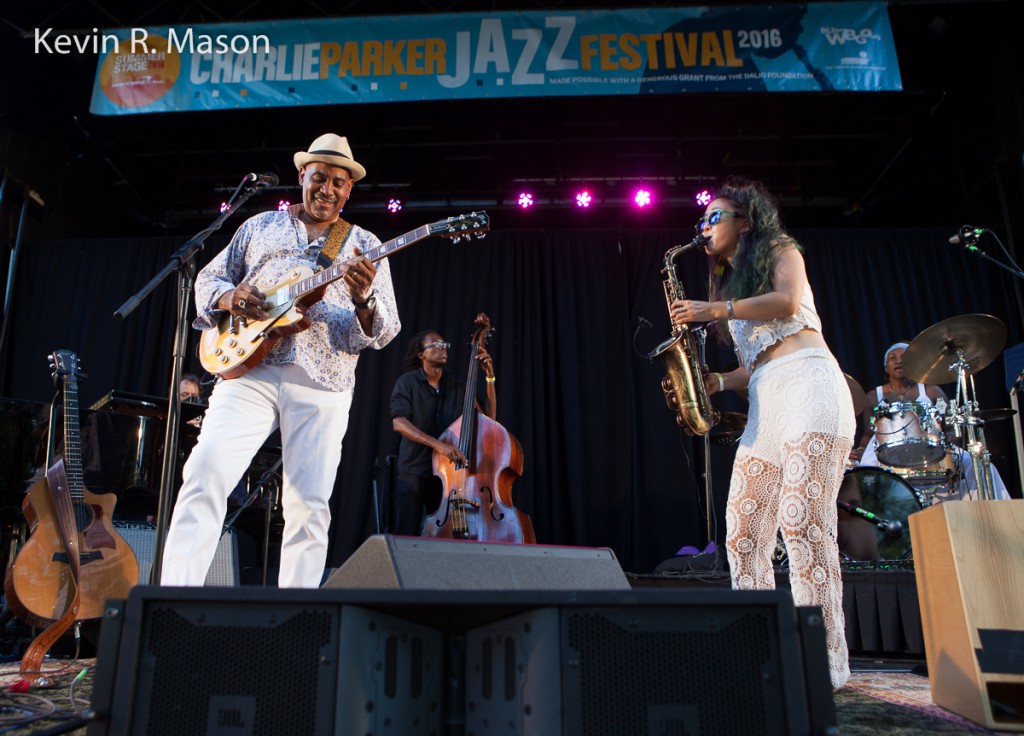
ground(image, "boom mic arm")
xmin=836 ymin=499 xmax=904 ymax=538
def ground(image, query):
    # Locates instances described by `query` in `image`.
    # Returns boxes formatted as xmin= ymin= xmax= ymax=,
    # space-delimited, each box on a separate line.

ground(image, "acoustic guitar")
xmin=4 ymin=350 xmax=139 ymax=628
xmin=199 ymin=211 xmax=490 ymax=379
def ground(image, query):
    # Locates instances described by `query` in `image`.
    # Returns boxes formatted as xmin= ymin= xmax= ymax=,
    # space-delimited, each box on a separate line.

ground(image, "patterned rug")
xmin=837 ymin=670 xmax=1013 ymax=735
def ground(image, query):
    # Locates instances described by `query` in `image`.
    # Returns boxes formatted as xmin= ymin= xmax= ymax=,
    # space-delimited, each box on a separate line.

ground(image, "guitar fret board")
xmin=63 ymin=381 xmax=84 ymax=499
xmin=286 ymin=224 xmax=433 ymax=299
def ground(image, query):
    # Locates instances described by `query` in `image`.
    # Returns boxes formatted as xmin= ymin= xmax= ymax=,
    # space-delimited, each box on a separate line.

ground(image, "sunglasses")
xmin=423 ymin=340 xmax=451 ymax=351
xmin=695 ymin=208 xmax=745 ymax=232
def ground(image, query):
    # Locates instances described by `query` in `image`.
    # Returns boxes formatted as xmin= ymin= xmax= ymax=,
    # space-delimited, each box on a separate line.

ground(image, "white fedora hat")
xmin=293 ymin=133 xmax=366 ymax=181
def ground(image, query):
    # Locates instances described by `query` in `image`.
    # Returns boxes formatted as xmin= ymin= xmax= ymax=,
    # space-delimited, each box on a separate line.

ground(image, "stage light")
xmin=633 ymin=189 xmax=652 ymax=208
xmin=277 ymin=199 xmax=290 ymax=211
xmin=387 ymin=198 xmax=403 ymax=213
xmin=517 ymin=192 xmax=534 ymax=208
xmin=575 ymin=191 xmax=593 ymax=208
xmin=219 ymin=202 xmax=231 ymax=213
xmin=695 ymin=189 xmax=713 ymax=206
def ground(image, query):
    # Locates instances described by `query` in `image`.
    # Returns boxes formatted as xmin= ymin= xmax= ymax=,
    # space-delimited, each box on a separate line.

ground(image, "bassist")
xmin=390 ymin=322 xmax=497 ymax=536
xmin=161 ymin=133 xmax=401 ymax=589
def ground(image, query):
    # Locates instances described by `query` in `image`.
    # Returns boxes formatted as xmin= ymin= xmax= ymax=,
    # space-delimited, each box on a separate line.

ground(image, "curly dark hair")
xmin=402 ymin=330 xmax=440 ymax=372
xmin=707 ymin=177 xmax=802 ymax=303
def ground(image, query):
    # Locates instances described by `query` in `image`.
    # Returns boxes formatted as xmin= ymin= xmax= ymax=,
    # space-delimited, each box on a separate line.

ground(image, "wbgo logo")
xmin=820 ymin=28 xmax=881 ymax=46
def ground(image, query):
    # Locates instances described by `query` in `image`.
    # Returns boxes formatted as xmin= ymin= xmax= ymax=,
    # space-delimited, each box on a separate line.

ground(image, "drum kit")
xmin=837 ymin=313 xmax=1011 ymax=563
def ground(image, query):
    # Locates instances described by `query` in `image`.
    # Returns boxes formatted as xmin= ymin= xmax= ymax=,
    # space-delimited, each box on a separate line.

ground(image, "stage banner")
xmin=87 ymin=3 xmax=901 ymax=115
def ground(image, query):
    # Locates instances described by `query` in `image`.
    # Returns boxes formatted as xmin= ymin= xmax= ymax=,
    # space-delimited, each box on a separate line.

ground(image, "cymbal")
xmin=975 ymin=407 xmax=1017 ymax=423
xmin=710 ymin=412 xmax=747 ymax=444
xmin=844 ymin=373 xmax=871 ymax=416
xmin=902 ymin=314 xmax=1007 ymax=384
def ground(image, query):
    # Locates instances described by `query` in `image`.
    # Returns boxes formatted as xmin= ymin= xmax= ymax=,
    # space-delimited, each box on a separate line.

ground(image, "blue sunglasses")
xmin=696 ymin=208 xmax=745 ymax=232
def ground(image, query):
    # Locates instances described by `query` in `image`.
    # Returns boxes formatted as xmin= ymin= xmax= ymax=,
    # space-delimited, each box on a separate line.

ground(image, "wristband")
xmin=713 ymin=372 xmax=724 ymax=392
xmin=726 ymin=300 xmax=735 ymax=319
xmin=486 ymin=375 xmax=496 ymax=384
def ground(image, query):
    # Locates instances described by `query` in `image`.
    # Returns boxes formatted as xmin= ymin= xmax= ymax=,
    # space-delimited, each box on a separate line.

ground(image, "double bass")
xmin=422 ymin=315 xmax=535 ymax=543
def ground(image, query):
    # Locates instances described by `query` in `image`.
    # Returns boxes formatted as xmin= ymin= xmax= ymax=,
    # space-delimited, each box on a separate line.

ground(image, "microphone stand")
xmin=113 ymin=176 xmax=266 ymax=584
xmin=693 ymin=324 xmax=720 ymax=569
xmin=953 ymin=229 xmax=1024 ymax=281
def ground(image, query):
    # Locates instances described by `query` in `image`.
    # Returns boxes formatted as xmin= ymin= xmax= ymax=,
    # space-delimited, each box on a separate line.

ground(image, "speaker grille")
xmin=113 ymin=521 xmax=239 ymax=586
xmin=563 ymin=608 xmax=784 ymax=736
xmin=134 ymin=604 xmax=337 ymax=736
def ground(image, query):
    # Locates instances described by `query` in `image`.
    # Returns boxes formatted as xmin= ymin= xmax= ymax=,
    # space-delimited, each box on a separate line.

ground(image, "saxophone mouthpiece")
xmin=679 ymin=233 xmax=710 ymax=252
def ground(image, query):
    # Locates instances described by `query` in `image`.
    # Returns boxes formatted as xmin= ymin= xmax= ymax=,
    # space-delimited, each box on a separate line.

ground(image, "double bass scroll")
xmin=422 ymin=314 xmax=535 ymax=543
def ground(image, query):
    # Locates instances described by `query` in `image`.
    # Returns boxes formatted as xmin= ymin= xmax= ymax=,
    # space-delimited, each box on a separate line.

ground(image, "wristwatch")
xmin=353 ymin=290 xmax=376 ymax=310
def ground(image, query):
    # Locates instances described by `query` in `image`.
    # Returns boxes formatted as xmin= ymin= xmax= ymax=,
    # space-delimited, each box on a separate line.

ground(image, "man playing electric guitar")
xmin=161 ymin=133 xmax=401 ymax=588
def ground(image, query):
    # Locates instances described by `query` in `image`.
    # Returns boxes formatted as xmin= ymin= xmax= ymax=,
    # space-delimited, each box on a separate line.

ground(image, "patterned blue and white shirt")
xmin=193 ymin=209 xmax=401 ymax=391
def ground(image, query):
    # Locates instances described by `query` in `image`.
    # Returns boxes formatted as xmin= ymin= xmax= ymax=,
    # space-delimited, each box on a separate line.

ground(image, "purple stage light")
xmin=575 ymin=191 xmax=593 ymax=208
xmin=695 ymin=189 xmax=713 ymax=206
xmin=277 ymin=199 xmax=290 ymax=211
xmin=518 ymin=192 xmax=534 ymax=208
xmin=634 ymin=189 xmax=652 ymax=208
xmin=387 ymin=198 xmax=403 ymax=213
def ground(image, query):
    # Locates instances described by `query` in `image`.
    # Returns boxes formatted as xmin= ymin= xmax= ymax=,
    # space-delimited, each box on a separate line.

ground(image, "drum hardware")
xmin=902 ymin=314 xmax=1008 ymax=501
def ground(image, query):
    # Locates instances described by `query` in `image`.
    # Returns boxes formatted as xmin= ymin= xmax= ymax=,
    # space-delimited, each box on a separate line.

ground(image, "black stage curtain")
xmin=2 ymin=225 xmax=1020 ymax=573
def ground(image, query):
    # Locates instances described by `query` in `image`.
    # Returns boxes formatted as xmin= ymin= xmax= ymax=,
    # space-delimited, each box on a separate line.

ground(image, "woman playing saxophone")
xmin=670 ymin=177 xmax=855 ymax=691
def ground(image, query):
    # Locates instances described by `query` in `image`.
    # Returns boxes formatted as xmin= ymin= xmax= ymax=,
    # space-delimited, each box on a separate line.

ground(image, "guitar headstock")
xmin=49 ymin=349 xmax=85 ymax=386
xmin=429 ymin=211 xmax=490 ymax=244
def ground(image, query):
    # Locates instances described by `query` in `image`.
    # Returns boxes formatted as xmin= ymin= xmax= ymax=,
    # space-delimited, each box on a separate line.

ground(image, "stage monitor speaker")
xmin=87 ymin=587 xmax=444 ymax=736
xmin=88 ymin=587 xmax=832 ymax=736
xmin=910 ymin=500 xmax=1024 ymax=731
xmin=323 ymin=533 xmax=632 ymax=590
xmin=113 ymin=522 xmax=239 ymax=586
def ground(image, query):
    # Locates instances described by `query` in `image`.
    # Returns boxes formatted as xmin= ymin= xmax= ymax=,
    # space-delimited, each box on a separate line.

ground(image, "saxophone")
xmin=648 ymin=235 xmax=720 ymax=436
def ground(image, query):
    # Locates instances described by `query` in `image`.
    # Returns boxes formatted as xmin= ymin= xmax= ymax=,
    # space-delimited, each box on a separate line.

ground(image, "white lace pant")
xmin=725 ymin=348 xmax=856 ymax=690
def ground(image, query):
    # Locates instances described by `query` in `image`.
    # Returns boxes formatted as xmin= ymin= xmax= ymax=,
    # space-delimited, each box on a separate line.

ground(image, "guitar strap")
xmin=20 ymin=459 xmax=83 ymax=684
xmin=316 ymin=218 xmax=353 ymax=271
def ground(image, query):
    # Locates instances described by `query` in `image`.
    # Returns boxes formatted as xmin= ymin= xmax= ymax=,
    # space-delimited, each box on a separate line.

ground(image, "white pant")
xmin=161 ymin=363 xmax=353 ymax=588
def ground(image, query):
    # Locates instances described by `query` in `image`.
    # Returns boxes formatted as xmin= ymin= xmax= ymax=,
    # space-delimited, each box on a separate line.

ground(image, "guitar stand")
xmin=223 ymin=457 xmax=283 ymax=586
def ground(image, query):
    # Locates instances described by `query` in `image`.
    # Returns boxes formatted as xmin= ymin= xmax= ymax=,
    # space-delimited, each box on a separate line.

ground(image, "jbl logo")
xmin=206 ymin=695 xmax=256 ymax=735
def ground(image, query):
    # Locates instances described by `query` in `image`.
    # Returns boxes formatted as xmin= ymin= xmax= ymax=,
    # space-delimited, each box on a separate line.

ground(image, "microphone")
xmin=948 ymin=225 xmax=983 ymax=246
xmin=836 ymin=499 xmax=904 ymax=538
xmin=246 ymin=172 xmax=279 ymax=187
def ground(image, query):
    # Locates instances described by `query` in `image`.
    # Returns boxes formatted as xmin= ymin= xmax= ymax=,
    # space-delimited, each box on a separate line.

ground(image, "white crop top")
xmin=728 ymin=283 xmax=823 ymax=370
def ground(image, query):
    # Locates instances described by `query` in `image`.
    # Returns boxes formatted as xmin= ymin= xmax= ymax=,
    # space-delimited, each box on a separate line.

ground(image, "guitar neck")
xmin=291 ymin=224 xmax=432 ymax=301
xmin=62 ymin=380 xmax=85 ymax=502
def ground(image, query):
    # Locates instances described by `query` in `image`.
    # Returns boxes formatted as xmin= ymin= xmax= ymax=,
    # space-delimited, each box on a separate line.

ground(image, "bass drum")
xmin=837 ymin=467 xmax=923 ymax=562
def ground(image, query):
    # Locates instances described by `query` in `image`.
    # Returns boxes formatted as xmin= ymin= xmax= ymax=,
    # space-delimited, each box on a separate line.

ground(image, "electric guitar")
xmin=199 ymin=211 xmax=490 ymax=379
xmin=4 ymin=350 xmax=140 ymax=628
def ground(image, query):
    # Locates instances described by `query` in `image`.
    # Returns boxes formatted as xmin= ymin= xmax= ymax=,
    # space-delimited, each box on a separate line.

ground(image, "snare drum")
xmin=885 ymin=452 xmax=957 ymax=486
xmin=872 ymin=401 xmax=945 ymax=468
xmin=837 ymin=467 xmax=923 ymax=562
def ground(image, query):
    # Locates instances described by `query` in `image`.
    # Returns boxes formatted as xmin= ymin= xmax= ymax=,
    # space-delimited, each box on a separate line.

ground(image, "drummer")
xmin=851 ymin=341 xmax=1010 ymax=501
xmin=850 ymin=342 xmax=947 ymax=463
